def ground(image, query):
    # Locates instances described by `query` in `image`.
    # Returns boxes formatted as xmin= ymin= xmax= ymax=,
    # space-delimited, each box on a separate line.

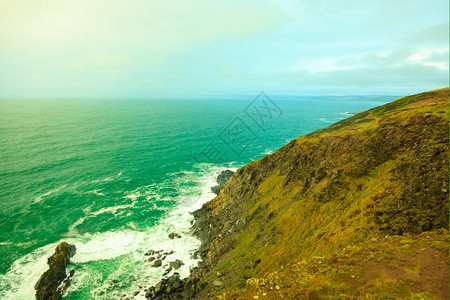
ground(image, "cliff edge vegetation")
xmin=192 ymin=88 xmax=449 ymax=299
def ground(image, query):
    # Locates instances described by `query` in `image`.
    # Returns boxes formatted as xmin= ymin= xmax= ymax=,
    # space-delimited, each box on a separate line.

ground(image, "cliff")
xmin=145 ymin=88 xmax=449 ymax=299
xmin=191 ymin=88 xmax=449 ymax=299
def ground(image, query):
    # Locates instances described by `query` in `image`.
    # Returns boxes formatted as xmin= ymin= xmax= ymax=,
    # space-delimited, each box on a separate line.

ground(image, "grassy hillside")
xmin=193 ymin=88 xmax=449 ymax=299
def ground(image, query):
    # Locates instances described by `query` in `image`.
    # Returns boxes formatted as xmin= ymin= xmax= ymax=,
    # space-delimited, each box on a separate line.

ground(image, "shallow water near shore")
xmin=0 ymin=96 xmax=393 ymax=299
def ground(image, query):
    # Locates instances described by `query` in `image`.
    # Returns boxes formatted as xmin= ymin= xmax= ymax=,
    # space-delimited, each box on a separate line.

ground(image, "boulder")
xmin=169 ymin=259 xmax=184 ymax=270
xmin=145 ymin=273 xmax=184 ymax=299
xmin=168 ymin=232 xmax=181 ymax=239
xmin=163 ymin=267 xmax=173 ymax=276
xmin=153 ymin=259 xmax=162 ymax=267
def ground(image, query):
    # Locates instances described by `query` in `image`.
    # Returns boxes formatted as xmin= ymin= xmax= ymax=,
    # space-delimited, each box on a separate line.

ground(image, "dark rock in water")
xmin=145 ymin=268 xmax=206 ymax=299
xmin=145 ymin=273 xmax=184 ymax=299
xmin=169 ymin=259 xmax=184 ymax=270
xmin=211 ymin=185 xmax=222 ymax=195
xmin=217 ymin=170 xmax=235 ymax=186
xmin=211 ymin=170 xmax=235 ymax=195
xmin=168 ymin=232 xmax=181 ymax=239
xmin=34 ymin=242 xmax=76 ymax=300
xmin=153 ymin=259 xmax=162 ymax=267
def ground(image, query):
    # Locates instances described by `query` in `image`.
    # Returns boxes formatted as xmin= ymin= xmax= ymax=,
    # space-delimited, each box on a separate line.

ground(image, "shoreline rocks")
xmin=144 ymin=169 xmax=236 ymax=299
xmin=168 ymin=232 xmax=181 ymax=239
xmin=211 ymin=170 xmax=235 ymax=195
xmin=34 ymin=242 xmax=76 ymax=300
xmin=145 ymin=267 xmax=206 ymax=300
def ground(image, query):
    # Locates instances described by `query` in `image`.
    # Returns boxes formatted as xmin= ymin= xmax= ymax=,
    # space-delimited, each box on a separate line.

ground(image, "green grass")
xmin=195 ymin=88 xmax=450 ymax=299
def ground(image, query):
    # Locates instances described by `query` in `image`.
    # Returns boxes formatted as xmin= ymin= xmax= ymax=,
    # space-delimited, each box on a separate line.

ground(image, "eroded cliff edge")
xmin=152 ymin=88 xmax=450 ymax=299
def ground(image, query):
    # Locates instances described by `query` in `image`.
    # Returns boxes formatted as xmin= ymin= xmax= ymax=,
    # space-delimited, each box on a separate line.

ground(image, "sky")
xmin=0 ymin=0 xmax=448 ymax=99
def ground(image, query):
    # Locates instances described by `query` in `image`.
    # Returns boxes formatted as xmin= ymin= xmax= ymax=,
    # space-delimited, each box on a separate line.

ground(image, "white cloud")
xmin=0 ymin=0 xmax=448 ymax=98
xmin=407 ymin=48 xmax=449 ymax=70
xmin=0 ymin=0 xmax=281 ymax=53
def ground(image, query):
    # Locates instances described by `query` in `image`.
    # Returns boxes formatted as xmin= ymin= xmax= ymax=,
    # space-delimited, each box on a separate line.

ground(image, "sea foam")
xmin=0 ymin=164 xmax=236 ymax=300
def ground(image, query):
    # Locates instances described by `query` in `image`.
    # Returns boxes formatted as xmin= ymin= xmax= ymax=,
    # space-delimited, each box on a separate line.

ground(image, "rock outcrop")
xmin=34 ymin=242 xmax=76 ymax=300
xmin=168 ymin=232 xmax=181 ymax=239
xmin=211 ymin=170 xmax=235 ymax=195
xmin=145 ymin=269 xmax=206 ymax=300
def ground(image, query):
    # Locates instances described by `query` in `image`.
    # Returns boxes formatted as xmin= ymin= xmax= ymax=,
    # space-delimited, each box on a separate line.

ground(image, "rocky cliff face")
xmin=191 ymin=88 xmax=449 ymax=299
xmin=35 ymin=242 xmax=76 ymax=300
xmin=146 ymin=88 xmax=449 ymax=299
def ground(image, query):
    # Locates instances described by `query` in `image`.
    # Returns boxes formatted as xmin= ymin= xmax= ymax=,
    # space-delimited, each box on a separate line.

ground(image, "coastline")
xmin=144 ymin=88 xmax=449 ymax=299
xmin=10 ymin=88 xmax=450 ymax=299
xmin=4 ymin=165 xmax=231 ymax=300
xmin=143 ymin=170 xmax=238 ymax=299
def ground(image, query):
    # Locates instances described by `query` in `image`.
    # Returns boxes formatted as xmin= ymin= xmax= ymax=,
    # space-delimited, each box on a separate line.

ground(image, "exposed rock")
xmin=211 ymin=170 xmax=235 ymax=195
xmin=169 ymin=259 xmax=184 ymax=270
xmin=168 ymin=232 xmax=181 ymax=239
xmin=145 ymin=273 xmax=184 ymax=299
xmin=152 ymin=259 xmax=162 ymax=267
xmin=217 ymin=170 xmax=235 ymax=186
xmin=145 ymin=267 xmax=206 ymax=299
xmin=210 ymin=186 xmax=221 ymax=195
xmin=34 ymin=242 xmax=76 ymax=300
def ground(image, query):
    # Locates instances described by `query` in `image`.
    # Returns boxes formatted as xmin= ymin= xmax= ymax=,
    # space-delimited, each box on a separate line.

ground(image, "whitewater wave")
xmin=0 ymin=163 xmax=237 ymax=300
xmin=262 ymin=149 xmax=274 ymax=155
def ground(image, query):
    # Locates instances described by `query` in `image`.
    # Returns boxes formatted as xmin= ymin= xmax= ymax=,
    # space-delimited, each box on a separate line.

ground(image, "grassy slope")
xmin=194 ymin=88 xmax=449 ymax=299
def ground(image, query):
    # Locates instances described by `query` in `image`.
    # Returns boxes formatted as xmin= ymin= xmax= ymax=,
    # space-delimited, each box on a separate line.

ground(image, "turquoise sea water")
xmin=0 ymin=96 xmax=394 ymax=299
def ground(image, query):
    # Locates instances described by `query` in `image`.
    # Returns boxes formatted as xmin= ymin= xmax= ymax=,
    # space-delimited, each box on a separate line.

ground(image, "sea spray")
xmin=0 ymin=164 xmax=236 ymax=300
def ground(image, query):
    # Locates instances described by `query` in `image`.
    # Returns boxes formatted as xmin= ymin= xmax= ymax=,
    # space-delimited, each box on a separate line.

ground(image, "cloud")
xmin=407 ymin=48 xmax=449 ymax=70
xmin=0 ymin=0 xmax=281 ymax=52
xmin=0 ymin=0 xmax=448 ymax=98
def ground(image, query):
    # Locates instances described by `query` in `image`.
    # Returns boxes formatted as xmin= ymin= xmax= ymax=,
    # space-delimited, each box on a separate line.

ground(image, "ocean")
xmin=0 ymin=95 xmax=394 ymax=299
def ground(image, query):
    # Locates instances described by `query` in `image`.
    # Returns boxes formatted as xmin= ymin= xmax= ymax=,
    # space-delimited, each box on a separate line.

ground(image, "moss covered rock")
xmin=34 ymin=242 xmax=76 ymax=300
